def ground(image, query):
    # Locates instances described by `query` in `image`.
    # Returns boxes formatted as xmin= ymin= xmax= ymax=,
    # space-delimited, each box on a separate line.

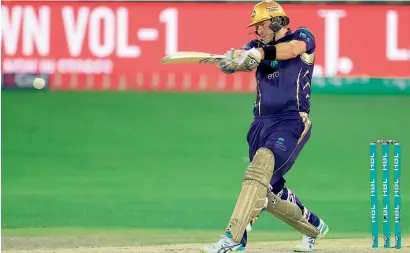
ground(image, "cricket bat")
xmin=161 ymin=50 xmax=233 ymax=64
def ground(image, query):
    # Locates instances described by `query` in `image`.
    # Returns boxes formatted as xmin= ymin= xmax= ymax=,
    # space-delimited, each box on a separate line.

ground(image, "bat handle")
xmin=227 ymin=48 xmax=235 ymax=60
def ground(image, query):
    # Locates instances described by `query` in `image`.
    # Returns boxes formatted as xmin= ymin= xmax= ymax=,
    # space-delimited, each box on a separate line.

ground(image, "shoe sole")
xmin=293 ymin=249 xmax=313 ymax=252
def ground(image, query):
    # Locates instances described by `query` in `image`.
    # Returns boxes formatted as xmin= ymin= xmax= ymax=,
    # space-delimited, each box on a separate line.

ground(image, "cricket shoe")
xmin=293 ymin=219 xmax=329 ymax=252
xmin=200 ymin=232 xmax=245 ymax=253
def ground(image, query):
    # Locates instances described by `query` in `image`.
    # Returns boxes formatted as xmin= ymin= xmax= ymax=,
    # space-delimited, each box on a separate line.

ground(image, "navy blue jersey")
xmin=243 ymin=27 xmax=316 ymax=117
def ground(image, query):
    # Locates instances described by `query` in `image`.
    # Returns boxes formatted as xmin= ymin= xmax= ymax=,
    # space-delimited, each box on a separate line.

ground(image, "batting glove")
xmin=232 ymin=48 xmax=262 ymax=72
xmin=217 ymin=49 xmax=238 ymax=74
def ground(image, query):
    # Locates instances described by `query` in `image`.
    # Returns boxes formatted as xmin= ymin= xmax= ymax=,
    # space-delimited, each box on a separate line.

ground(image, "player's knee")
xmin=270 ymin=178 xmax=285 ymax=194
xmin=244 ymin=147 xmax=275 ymax=187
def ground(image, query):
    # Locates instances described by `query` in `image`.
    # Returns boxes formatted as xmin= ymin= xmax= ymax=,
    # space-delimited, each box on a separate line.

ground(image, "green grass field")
xmin=2 ymin=91 xmax=409 ymax=249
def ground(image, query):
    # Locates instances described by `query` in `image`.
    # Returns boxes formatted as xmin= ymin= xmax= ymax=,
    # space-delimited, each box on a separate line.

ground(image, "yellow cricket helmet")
xmin=248 ymin=0 xmax=287 ymax=27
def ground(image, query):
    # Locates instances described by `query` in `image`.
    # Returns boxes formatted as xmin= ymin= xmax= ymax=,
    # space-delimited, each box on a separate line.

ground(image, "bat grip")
xmin=227 ymin=48 xmax=235 ymax=60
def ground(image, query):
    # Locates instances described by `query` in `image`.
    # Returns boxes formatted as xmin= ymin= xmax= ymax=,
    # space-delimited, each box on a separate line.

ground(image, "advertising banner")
xmin=1 ymin=2 xmax=409 ymax=91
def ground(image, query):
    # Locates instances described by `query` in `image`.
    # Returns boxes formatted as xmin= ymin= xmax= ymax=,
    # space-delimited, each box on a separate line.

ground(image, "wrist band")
xmin=263 ymin=46 xmax=277 ymax=61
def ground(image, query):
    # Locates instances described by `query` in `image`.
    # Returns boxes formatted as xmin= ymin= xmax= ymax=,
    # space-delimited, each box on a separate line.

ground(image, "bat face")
xmin=161 ymin=51 xmax=226 ymax=64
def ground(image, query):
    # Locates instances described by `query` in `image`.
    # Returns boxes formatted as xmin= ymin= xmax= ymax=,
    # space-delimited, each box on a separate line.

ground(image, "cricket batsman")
xmin=200 ymin=1 xmax=329 ymax=252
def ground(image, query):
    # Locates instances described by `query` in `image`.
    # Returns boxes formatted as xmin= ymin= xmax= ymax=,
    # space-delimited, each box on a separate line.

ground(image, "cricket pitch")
xmin=2 ymin=237 xmax=409 ymax=253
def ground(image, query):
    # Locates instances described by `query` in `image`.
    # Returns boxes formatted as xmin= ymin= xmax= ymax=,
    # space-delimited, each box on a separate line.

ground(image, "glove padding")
xmin=231 ymin=48 xmax=262 ymax=72
xmin=217 ymin=48 xmax=262 ymax=73
xmin=217 ymin=49 xmax=236 ymax=74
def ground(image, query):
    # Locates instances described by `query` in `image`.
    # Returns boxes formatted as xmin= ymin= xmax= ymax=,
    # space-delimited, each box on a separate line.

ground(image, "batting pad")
xmin=227 ymin=148 xmax=275 ymax=242
xmin=266 ymin=192 xmax=320 ymax=238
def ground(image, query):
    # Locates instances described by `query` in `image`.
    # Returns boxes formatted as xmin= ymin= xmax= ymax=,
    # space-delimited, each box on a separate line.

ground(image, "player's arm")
xmin=232 ymin=28 xmax=315 ymax=71
xmin=260 ymin=28 xmax=315 ymax=61
xmin=230 ymin=42 xmax=305 ymax=72
xmin=259 ymin=40 xmax=306 ymax=61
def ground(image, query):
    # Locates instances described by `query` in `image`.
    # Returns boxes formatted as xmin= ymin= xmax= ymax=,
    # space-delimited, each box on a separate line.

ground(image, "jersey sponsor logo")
xmin=268 ymin=71 xmax=280 ymax=79
xmin=274 ymin=137 xmax=287 ymax=151
xmin=270 ymin=60 xmax=278 ymax=69
xmin=298 ymin=28 xmax=314 ymax=40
